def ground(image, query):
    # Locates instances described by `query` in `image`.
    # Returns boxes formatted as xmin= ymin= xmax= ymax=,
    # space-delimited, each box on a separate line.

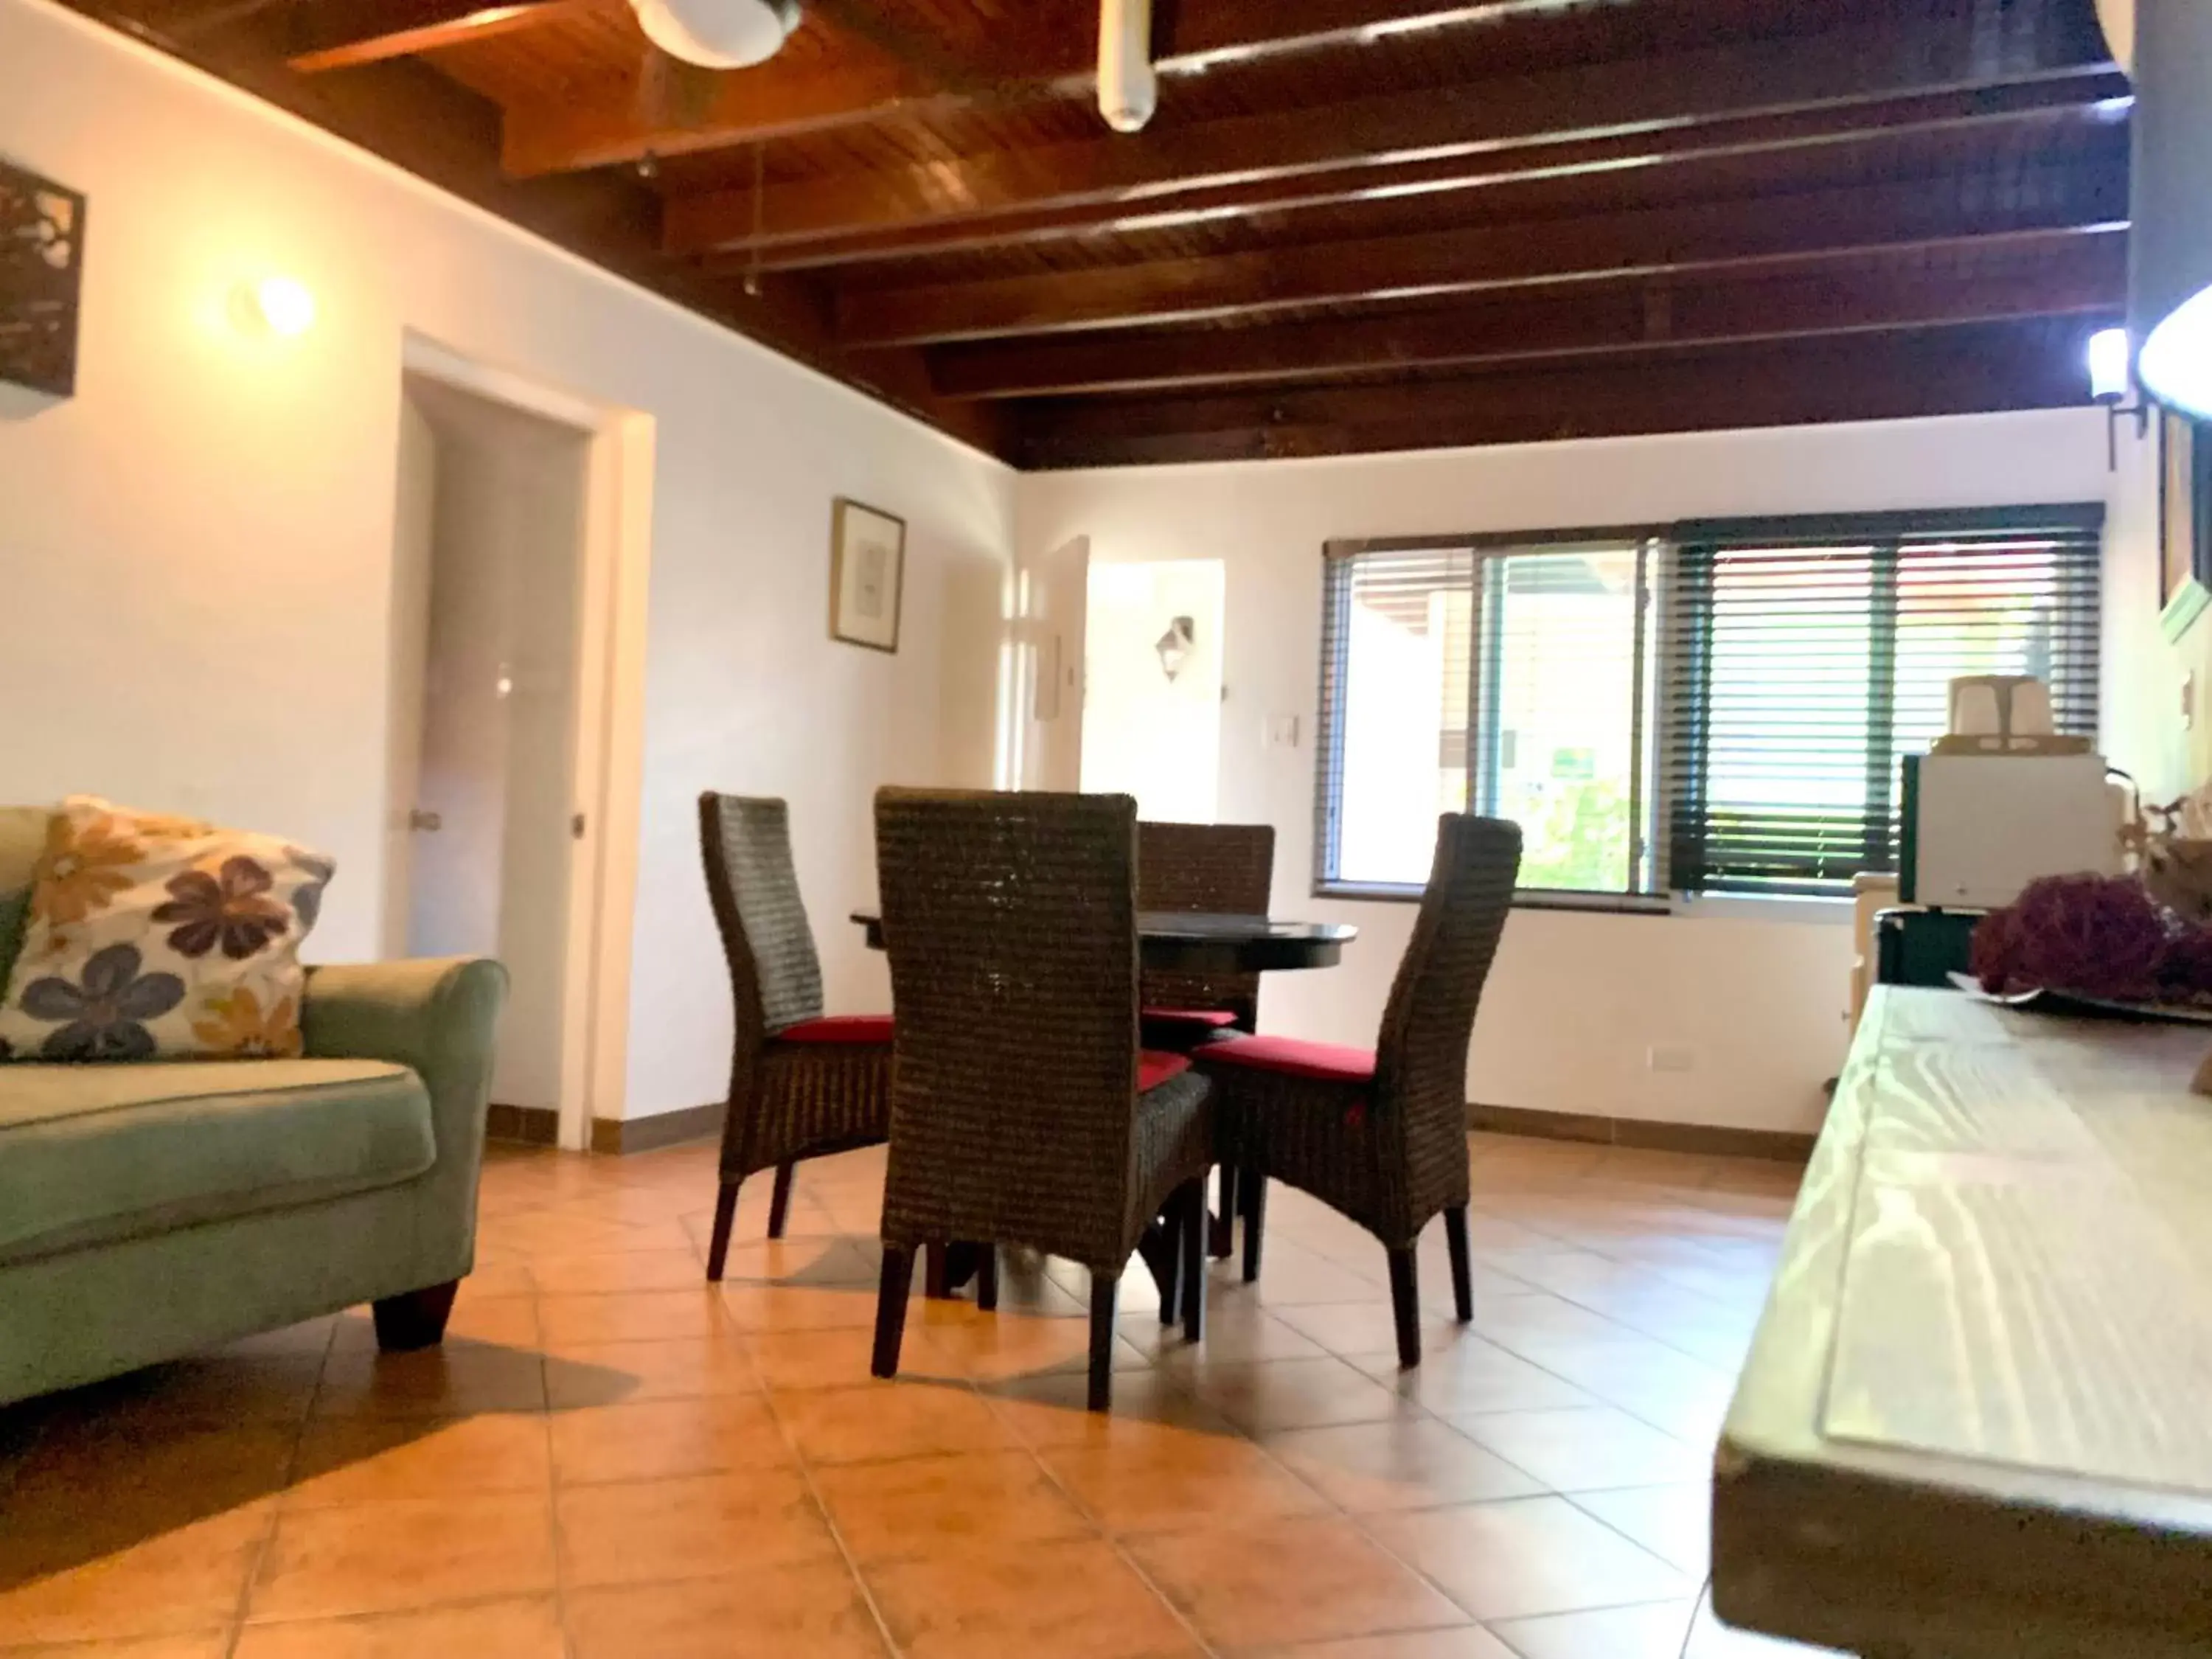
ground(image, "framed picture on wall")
xmin=830 ymin=498 xmax=906 ymax=653
xmin=2161 ymin=409 xmax=2212 ymax=642
xmin=0 ymin=158 xmax=85 ymax=397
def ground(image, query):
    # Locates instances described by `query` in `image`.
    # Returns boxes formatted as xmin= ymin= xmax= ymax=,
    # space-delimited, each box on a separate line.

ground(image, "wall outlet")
xmin=1646 ymin=1043 xmax=1695 ymax=1074
xmin=1265 ymin=714 xmax=1301 ymax=749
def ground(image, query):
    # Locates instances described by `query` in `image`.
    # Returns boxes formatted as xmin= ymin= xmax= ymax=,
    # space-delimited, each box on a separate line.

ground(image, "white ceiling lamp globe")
xmin=630 ymin=0 xmax=799 ymax=69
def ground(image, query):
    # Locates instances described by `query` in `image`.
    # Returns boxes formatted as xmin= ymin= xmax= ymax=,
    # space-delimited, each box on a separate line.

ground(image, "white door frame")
xmin=397 ymin=332 xmax=655 ymax=1152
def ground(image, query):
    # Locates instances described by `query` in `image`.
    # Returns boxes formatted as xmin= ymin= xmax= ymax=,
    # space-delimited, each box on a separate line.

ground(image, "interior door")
xmin=1018 ymin=534 xmax=1089 ymax=790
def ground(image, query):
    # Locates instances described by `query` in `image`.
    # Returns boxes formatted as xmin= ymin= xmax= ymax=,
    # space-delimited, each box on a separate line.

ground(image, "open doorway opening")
xmin=1081 ymin=560 xmax=1227 ymax=821
xmin=390 ymin=375 xmax=586 ymax=1133
xmin=384 ymin=338 xmax=653 ymax=1150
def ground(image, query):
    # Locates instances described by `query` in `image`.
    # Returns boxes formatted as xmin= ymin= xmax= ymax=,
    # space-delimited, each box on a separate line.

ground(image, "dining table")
xmin=849 ymin=907 xmax=1359 ymax=1297
xmin=849 ymin=909 xmax=1357 ymax=975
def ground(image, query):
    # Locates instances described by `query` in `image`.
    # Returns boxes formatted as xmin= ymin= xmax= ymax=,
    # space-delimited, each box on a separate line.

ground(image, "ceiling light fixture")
xmin=1099 ymin=0 xmax=1156 ymax=133
xmin=630 ymin=0 xmax=798 ymax=69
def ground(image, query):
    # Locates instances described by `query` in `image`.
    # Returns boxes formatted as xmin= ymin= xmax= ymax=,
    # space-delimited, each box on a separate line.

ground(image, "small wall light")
xmin=2089 ymin=326 xmax=2149 ymax=469
xmin=234 ymin=275 xmax=316 ymax=338
xmin=1155 ymin=615 xmax=1194 ymax=681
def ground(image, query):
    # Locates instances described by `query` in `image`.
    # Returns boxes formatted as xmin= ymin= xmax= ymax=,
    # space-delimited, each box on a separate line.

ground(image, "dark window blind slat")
xmin=1658 ymin=514 xmax=2103 ymax=897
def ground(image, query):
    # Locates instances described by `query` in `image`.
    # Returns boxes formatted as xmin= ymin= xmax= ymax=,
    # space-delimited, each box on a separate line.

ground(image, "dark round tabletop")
xmin=849 ymin=910 xmax=1356 ymax=973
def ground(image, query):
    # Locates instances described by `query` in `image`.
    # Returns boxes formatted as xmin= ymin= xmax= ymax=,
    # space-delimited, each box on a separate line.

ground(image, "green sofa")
xmin=0 ymin=806 xmax=508 ymax=1408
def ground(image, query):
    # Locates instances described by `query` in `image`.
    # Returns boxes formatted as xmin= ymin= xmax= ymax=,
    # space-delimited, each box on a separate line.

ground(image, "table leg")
xmin=924 ymin=1242 xmax=983 ymax=1299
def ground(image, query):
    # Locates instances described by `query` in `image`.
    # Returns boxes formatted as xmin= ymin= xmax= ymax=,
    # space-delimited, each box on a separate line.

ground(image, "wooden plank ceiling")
xmin=72 ymin=0 xmax=2127 ymax=467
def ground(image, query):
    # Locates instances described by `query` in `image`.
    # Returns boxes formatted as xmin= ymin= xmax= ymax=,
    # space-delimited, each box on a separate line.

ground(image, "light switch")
xmin=2185 ymin=670 xmax=2197 ymax=732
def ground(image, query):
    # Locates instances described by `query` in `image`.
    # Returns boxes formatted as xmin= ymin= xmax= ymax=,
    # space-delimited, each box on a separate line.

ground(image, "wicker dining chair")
xmin=1136 ymin=821 xmax=1276 ymax=1047
xmin=1194 ymin=813 xmax=1522 ymax=1368
xmin=869 ymin=788 xmax=1216 ymax=1411
xmin=698 ymin=793 xmax=894 ymax=1281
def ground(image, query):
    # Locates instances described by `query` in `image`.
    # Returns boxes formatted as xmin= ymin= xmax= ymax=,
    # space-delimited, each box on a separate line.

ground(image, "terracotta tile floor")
xmin=0 ymin=1132 xmax=1842 ymax=1658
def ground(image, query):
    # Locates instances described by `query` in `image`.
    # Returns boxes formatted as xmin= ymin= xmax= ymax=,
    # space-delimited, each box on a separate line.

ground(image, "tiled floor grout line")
xmin=221 ymin=1314 xmax=341 ymax=1659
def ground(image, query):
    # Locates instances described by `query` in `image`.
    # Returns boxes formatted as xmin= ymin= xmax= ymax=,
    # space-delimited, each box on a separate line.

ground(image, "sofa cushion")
xmin=0 ymin=1058 xmax=436 ymax=1265
xmin=1195 ymin=1034 xmax=1377 ymax=1085
xmin=0 ymin=804 xmax=44 ymax=998
xmin=774 ymin=1013 xmax=894 ymax=1046
xmin=0 ymin=797 xmax=335 ymax=1063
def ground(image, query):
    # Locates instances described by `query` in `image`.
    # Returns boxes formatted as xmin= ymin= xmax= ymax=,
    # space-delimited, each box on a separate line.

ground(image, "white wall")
xmin=0 ymin=0 xmax=1015 ymax=1121
xmin=1020 ymin=408 xmax=2116 ymax=1133
xmin=1081 ymin=560 xmax=1225 ymax=823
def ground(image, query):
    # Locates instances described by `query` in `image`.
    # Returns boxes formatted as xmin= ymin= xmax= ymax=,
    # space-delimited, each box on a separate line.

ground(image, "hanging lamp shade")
xmin=630 ymin=0 xmax=798 ymax=68
xmin=2130 ymin=0 xmax=2212 ymax=417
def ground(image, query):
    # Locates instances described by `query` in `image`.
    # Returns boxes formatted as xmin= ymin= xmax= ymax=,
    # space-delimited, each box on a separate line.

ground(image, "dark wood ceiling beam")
xmin=286 ymin=0 xmax=603 ymax=72
xmin=838 ymin=167 xmax=2128 ymax=346
xmin=661 ymin=13 xmax=2116 ymax=258
xmin=500 ymin=0 xmax=1588 ymax=176
xmin=1010 ymin=319 xmax=2107 ymax=467
xmin=728 ymin=85 xmax=2127 ymax=274
xmin=928 ymin=235 xmax=2126 ymax=398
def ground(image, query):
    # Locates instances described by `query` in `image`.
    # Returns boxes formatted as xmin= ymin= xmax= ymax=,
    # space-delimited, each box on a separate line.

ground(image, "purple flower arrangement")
xmin=1972 ymin=873 xmax=2212 ymax=1004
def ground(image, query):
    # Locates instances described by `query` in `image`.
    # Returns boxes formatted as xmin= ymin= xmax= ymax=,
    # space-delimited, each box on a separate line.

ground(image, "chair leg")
xmin=704 ymin=1179 xmax=740 ymax=1281
xmin=1180 ymin=1179 xmax=1206 ymax=1344
xmin=1088 ymin=1275 xmax=1119 ymax=1412
xmin=766 ymin=1161 xmax=796 ymax=1239
xmin=372 ymin=1280 xmax=458 ymax=1352
xmin=1157 ymin=1187 xmax=1185 ymax=1324
xmin=872 ymin=1248 xmax=914 ymax=1379
xmin=976 ymin=1244 xmax=1000 ymax=1312
xmin=1242 ymin=1171 xmax=1267 ymax=1284
xmin=1443 ymin=1205 xmax=1474 ymax=1322
xmin=925 ymin=1243 xmax=951 ymax=1298
xmin=1210 ymin=1164 xmax=1238 ymax=1259
xmin=1386 ymin=1248 xmax=1422 ymax=1369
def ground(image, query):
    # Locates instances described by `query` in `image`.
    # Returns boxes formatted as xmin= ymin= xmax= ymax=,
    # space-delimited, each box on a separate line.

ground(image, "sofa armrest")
xmin=302 ymin=957 xmax=509 ymax=1204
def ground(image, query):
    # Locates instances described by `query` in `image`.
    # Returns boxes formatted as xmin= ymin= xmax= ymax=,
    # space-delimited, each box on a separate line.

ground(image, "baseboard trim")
xmin=484 ymin=1103 xmax=558 ymax=1146
xmin=589 ymin=1101 xmax=727 ymax=1155
xmin=1467 ymin=1101 xmax=1812 ymax=1164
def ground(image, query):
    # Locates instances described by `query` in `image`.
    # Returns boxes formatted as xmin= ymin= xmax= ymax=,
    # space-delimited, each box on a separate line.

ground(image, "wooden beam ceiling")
xmin=661 ymin=15 xmax=2112 ymax=258
xmin=285 ymin=0 xmax=601 ymax=73
xmin=59 ymin=0 xmax=2124 ymax=470
xmin=924 ymin=236 xmax=2126 ymax=398
xmin=496 ymin=0 xmax=1591 ymax=175
xmin=1009 ymin=318 xmax=2110 ymax=467
xmin=838 ymin=168 xmax=2128 ymax=345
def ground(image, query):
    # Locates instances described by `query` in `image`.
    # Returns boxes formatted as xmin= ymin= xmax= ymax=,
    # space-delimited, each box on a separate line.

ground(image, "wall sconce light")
xmin=1155 ymin=615 xmax=1194 ymax=681
xmin=2090 ymin=326 xmax=2150 ymax=470
xmin=232 ymin=275 xmax=316 ymax=338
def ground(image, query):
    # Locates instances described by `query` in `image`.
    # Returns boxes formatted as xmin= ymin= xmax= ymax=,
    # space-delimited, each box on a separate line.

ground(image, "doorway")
xmin=384 ymin=338 xmax=653 ymax=1150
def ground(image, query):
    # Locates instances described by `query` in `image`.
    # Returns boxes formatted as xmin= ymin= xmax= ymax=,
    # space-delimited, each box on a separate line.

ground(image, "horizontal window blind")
xmin=1658 ymin=506 xmax=2103 ymax=897
xmin=1316 ymin=544 xmax=1474 ymax=891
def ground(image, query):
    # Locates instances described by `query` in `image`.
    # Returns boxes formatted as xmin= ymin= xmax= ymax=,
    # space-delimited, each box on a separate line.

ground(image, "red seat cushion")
xmin=1141 ymin=1007 xmax=1240 ymax=1029
xmin=1138 ymin=1050 xmax=1193 ymax=1093
xmin=774 ymin=1014 xmax=894 ymax=1046
xmin=1197 ymin=1033 xmax=1376 ymax=1085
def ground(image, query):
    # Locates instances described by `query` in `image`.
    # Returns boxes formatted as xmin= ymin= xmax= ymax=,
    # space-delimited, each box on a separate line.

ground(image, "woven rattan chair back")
xmin=1374 ymin=813 xmax=1523 ymax=1221
xmin=699 ymin=793 xmax=826 ymax=1061
xmin=1136 ymin=821 xmax=1275 ymax=1029
xmin=873 ymin=787 xmax=1150 ymax=1270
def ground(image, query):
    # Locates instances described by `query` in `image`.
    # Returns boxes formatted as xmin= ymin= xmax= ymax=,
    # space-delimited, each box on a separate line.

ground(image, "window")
xmin=1315 ymin=506 xmax=2103 ymax=904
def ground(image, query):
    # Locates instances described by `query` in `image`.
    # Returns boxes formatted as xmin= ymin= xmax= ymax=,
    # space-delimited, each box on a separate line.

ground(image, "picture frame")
xmin=829 ymin=498 xmax=905 ymax=653
xmin=0 ymin=157 xmax=86 ymax=397
xmin=2160 ymin=408 xmax=2212 ymax=642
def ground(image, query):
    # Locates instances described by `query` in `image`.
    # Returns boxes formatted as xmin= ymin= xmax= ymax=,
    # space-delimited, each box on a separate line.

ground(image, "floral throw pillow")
xmin=0 ymin=797 xmax=334 ymax=1062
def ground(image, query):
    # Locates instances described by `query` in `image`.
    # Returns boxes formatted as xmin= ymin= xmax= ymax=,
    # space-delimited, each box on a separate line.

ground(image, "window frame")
xmin=1312 ymin=504 xmax=2105 ymax=910
xmin=1313 ymin=526 xmax=1669 ymax=912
